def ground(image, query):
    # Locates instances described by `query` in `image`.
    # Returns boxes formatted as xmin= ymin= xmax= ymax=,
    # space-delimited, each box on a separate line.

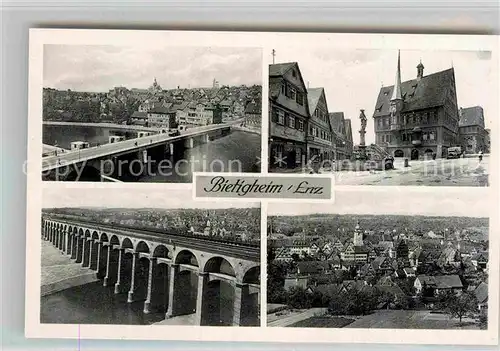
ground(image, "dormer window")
xmin=292 ymin=69 xmax=297 ymax=78
xmin=383 ymin=91 xmax=389 ymax=96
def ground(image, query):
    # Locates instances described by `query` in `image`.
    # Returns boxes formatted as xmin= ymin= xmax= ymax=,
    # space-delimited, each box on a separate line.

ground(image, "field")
xmin=344 ymin=310 xmax=479 ymax=330
xmin=289 ymin=316 xmax=355 ymax=328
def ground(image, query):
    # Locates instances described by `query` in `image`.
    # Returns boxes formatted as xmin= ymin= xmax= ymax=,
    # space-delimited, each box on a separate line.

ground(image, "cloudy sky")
xmin=43 ymin=45 xmax=262 ymax=92
xmin=269 ymin=188 xmax=490 ymax=218
xmin=43 ymin=186 xmax=259 ymax=210
xmin=271 ymin=48 xmax=496 ymax=144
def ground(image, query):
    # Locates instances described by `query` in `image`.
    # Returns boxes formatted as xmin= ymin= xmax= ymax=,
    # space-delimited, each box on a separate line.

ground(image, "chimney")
xmin=417 ymin=60 xmax=424 ymax=81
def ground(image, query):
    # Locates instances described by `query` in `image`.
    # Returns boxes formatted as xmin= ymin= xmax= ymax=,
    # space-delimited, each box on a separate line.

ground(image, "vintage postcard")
xmin=26 ymin=29 xmax=498 ymax=345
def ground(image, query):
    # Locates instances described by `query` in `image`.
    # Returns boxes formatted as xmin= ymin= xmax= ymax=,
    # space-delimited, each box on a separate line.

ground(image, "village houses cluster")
xmin=43 ymin=78 xmax=262 ymax=131
xmin=130 ymin=78 xmax=262 ymax=130
xmin=269 ymin=221 xmax=489 ymax=312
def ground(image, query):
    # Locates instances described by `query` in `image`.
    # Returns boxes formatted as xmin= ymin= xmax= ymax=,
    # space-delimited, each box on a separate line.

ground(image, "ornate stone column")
xmin=143 ymin=257 xmax=157 ymax=313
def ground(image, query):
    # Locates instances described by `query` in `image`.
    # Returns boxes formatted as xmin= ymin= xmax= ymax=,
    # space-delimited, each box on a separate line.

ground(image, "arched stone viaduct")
xmin=42 ymin=214 xmax=260 ymax=326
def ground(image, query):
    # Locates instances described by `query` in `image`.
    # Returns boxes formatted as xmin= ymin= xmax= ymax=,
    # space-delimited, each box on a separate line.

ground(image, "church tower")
xmin=353 ymin=221 xmax=364 ymax=246
xmin=390 ymin=50 xmax=404 ymax=128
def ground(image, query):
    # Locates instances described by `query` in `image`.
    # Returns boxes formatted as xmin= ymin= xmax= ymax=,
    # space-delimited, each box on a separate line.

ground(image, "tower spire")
xmin=391 ymin=50 xmax=403 ymax=101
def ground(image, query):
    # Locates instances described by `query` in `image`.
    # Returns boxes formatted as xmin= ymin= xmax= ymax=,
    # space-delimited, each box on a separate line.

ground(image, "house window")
xmin=281 ymin=83 xmax=286 ymax=94
xmin=288 ymin=115 xmax=295 ymax=128
xmin=296 ymin=92 xmax=304 ymax=105
xmin=430 ymin=131 xmax=435 ymax=140
xmin=290 ymin=87 xmax=297 ymax=101
xmin=297 ymin=119 xmax=304 ymax=131
xmin=277 ymin=110 xmax=285 ymax=124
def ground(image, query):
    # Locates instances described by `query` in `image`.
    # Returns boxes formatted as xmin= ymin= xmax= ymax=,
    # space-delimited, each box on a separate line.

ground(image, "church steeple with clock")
xmin=390 ymin=50 xmax=404 ymax=128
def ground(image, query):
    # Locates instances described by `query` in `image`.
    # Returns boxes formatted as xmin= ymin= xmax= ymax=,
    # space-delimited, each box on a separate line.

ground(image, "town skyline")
xmin=270 ymin=48 xmax=496 ymax=145
xmin=43 ymin=45 xmax=263 ymax=93
xmin=42 ymin=187 xmax=260 ymax=209
xmin=268 ymin=189 xmax=490 ymax=218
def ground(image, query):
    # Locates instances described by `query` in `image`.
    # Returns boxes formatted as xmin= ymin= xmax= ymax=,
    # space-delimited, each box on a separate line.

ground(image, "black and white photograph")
xmin=267 ymin=189 xmax=492 ymax=330
xmin=268 ymin=48 xmax=495 ymax=186
xmin=39 ymin=187 xmax=261 ymax=327
xmin=41 ymin=45 xmax=263 ymax=182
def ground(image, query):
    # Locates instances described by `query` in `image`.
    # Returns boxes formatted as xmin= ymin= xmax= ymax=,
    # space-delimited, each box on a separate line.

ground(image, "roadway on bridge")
xmin=42 ymin=120 xmax=244 ymax=172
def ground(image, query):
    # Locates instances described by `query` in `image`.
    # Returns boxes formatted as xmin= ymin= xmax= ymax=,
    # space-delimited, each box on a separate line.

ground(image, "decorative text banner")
xmin=194 ymin=175 xmax=333 ymax=200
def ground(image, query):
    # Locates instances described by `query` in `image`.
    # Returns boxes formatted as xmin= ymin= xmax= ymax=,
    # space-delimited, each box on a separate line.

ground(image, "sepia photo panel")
xmin=267 ymin=188 xmax=495 ymax=334
xmin=41 ymin=45 xmax=263 ymax=183
xmin=39 ymin=186 xmax=261 ymax=327
xmin=268 ymin=47 xmax=494 ymax=187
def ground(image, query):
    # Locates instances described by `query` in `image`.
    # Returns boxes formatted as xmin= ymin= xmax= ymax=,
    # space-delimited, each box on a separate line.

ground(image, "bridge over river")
xmin=42 ymin=120 xmax=243 ymax=181
xmin=42 ymin=213 xmax=260 ymax=326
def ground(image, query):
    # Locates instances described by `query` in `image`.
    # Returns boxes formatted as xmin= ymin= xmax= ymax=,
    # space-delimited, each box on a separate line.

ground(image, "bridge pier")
xmin=165 ymin=264 xmax=179 ymax=318
xmin=184 ymin=137 xmax=194 ymax=149
xmin=165 ymin=143 xmax=174 ymax=155
xmin=76 ymin=236 xmax=84 ymax=263
xmin=194 ymin=272 xmax=209 ymax=326
xmin=103 ymin=245 xmax=113 ymax=286
xmin=66 ymin=232 xmax=71 ymax=255
xmin=203 ymin=134 xmax=210 ymax=144
xmin=127 ymin=252 xmax=139 ymax=303
xmin=94 ymin=241 xmax=102 ymax=271
xmin=90 ymin=240 xmax=99 ymax=270
xmin=70 ymin=236 xmax=77 ymax=259
xmin=143 ymin=257 xmax=157 ymax=313
xmin=114 ymin=249 xmax=124 ymax=294
xmin=83 ymin=238 xmax=91 ymax=268
xmin=232 ymin=283 xmax=248 ymax=326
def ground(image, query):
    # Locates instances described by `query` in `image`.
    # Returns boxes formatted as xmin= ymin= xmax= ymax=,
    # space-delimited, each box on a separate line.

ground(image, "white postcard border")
xmin=26 ymin=29 xmax=500 ymax=345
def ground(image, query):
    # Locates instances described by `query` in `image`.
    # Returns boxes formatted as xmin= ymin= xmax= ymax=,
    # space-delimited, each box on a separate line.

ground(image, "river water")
xmin=40 ymin=281 xmax=166 ymax=325
xmin=43 ymin=125 xmax=261 ymax=182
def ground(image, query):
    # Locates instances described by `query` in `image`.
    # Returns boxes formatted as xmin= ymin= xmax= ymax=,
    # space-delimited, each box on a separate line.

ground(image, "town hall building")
xmin=373 ymin=52 xmax=460 ymax=159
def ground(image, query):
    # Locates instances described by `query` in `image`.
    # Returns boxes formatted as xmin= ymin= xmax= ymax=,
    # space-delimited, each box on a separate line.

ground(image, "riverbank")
xmin=43 ymin=120 xmax=161 ymax=132
xmin=231 ymin=125 xmax=262 ymax=135
xmin=41 ymin=240 xmax=99 ymax=297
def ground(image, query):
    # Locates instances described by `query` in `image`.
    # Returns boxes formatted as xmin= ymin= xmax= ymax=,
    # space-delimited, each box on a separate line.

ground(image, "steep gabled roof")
xmin=268 ymin=62 xmax=308 ymax=105
xmin=373 ymin=68 xmax=456 ymax=117
xmin=329 ymin=112 xmax=345 ymax=135
xmin=417 ymin=274 xmax=463 ymax=289
xmin=269 ymin=62 xmax=297 ymax=77
xmin=459 ymin=106 xmax=485 ymax=128
xmin=306 ymin=88 xmax=324 ymax=116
